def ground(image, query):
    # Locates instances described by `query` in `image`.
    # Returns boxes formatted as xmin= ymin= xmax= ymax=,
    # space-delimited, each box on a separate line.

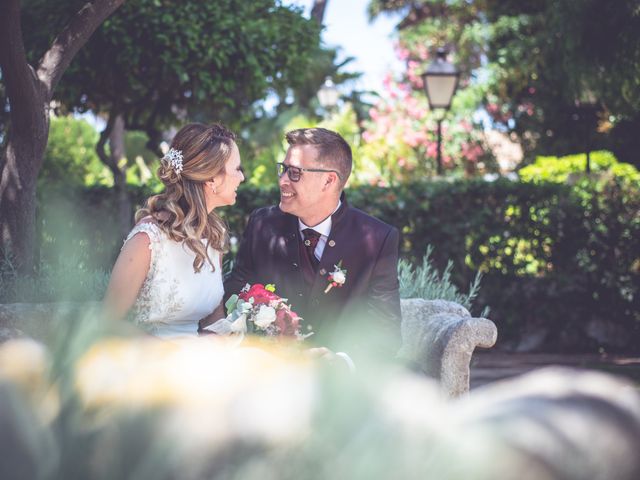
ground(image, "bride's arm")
xmin=102 ymin=233 xmax=151 ymax=321
xmin=198 ymin=253 xmax=226 ymax=331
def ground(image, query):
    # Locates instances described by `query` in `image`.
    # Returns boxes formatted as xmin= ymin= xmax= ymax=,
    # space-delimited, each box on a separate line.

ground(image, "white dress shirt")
xmin=298 ymin=200 xmax=341 ymax=261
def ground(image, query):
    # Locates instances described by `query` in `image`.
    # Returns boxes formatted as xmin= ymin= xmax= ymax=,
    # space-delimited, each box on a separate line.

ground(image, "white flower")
xmin=237 ymin=300 xmax=253 ymax=314
xmin=332 ymin=269 xmax=346 ymax=285
xmin=254 ymin=305 xmax=276 ymax=329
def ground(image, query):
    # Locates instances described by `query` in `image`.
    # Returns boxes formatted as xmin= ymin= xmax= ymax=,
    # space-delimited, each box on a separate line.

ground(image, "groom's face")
xmin=278 ymin=145 xmax=327 ymax=220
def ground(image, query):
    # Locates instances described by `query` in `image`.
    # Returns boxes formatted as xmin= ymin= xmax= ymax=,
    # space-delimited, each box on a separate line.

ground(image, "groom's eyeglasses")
xmin=276 ymin=162 xmax=342 ymax=182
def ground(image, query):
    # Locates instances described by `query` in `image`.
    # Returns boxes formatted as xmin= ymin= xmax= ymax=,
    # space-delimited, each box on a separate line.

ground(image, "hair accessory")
xmin=163 ymin=148 xmax=183 ymax=174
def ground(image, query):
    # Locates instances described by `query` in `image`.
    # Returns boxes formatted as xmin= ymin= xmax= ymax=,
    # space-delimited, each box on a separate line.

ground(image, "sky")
xmin=283 ymin=0 xmax=404 ymax=95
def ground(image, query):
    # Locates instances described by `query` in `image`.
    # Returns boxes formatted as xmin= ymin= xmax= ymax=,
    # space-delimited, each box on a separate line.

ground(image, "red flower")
xmin=239 ymin=284 xmax=279 ymax=305
xmin=231 ymin=283 xmax=310 ymax=339
xmin=285 ymin=310 xmax=300 ymax=336
xmin=273 ymin=308 xmax=300 ymax=337
xmin=274 ymin=308 xmax=288 ymax=334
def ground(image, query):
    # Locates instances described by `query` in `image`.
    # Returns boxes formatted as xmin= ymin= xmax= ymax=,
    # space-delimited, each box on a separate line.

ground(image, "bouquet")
xmin=207 ymin=283 xmax=312 ymax=340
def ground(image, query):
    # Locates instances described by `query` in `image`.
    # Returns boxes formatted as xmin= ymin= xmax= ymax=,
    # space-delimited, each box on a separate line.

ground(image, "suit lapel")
xmin=282 ymin=213 xmax=305 ymax=292
xmin=309 ymin=205 xmax=350 ymax=299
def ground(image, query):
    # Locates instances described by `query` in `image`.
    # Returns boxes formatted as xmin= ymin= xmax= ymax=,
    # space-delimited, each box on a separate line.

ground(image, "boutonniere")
xmin=324 ymin=261 xmax=347 ymax=294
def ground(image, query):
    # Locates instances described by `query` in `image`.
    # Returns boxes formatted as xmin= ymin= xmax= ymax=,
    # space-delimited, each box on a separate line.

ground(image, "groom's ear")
xmin=322 ymin=172 xmax=339 ymax=191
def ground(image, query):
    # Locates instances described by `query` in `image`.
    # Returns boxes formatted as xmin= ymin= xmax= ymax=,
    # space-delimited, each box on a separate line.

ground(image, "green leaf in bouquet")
xmin=225 ymin=294 xmax=239 ymax=312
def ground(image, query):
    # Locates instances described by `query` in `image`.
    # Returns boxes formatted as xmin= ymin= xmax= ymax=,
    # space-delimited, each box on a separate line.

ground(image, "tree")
xmin=369 ymin=1 xmax=640 ymax=167
xmin=0 ymin=0 xmax=124 ymax=273
xmin=364 ymin=0 xmax=496 ymax=179
xmin=483 ymin=0 xmax=640 ymax=166
xmin=26 ymin=0 xmax=320 ymax=236
xmin=20 ymin=0 xmax=322 ymax=237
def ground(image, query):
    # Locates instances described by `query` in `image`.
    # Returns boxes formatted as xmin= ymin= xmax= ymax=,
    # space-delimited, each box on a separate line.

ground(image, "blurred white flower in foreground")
xmin=74 ymin=337 xmax=316 ymax=450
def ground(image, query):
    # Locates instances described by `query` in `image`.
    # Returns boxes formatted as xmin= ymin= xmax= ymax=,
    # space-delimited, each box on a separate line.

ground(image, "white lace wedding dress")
xmin=124 ymin=222 xmax=224 ymax=338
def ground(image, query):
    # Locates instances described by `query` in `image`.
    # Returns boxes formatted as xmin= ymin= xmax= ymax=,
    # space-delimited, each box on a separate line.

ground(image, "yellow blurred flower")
xmin=0 ymin=338 xmax=60 ymax=422
xmin=74 ymin=336 xmax=316 ymax=449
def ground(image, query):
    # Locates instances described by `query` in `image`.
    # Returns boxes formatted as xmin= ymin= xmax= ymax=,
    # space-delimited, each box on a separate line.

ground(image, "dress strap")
xmin=124 ymin=221 xmax=163 ymax=246
xmin=124 ymin=222 xmax=164 ymax=275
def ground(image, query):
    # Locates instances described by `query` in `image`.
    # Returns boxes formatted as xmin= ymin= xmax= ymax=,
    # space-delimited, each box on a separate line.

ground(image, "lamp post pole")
xmin=317 ymin=77 xmax=339 ymax=114
xmin=436 ymin=118 xmax=443 ymax=175
xmin=421 ymin=48 xmax=460 ymax=176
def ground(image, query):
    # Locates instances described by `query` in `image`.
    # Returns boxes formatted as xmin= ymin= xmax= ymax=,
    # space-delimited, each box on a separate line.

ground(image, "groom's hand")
xmin=305 ymin=348 xmax=356 ymax=373
xmin=305 ymin=347 xmax=336 ymax=360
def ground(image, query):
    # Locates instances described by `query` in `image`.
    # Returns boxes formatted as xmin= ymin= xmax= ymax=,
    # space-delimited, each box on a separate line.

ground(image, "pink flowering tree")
xmin=360 ymin=42 xmax=496 ymax=183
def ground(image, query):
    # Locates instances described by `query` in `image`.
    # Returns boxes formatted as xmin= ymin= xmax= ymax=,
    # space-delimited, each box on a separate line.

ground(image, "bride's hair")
xmin=136 ymin=123 xmax=235 ymax=273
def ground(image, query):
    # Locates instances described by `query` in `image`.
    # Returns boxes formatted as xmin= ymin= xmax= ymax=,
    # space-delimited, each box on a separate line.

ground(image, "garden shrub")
xmin=398 ymin=245 xmax=486 ymax=314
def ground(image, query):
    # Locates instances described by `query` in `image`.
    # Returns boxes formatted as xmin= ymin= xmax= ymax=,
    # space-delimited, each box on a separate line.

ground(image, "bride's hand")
xmin=198 ymin=301 xmax=226 ymax=332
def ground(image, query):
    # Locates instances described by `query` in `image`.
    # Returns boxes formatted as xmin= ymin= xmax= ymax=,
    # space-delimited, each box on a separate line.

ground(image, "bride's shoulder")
xmin=125 ymin=217 xmax=165 ymax=246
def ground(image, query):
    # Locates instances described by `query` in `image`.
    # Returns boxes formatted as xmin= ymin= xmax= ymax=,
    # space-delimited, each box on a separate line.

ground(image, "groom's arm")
xmin=224 ymin=212 xmax=258 ymax=305
xmin=366 ymin=226 xmax=402 ymax=355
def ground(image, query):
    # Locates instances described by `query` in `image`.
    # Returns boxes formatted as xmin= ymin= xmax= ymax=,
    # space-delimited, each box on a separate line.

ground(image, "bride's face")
xmin=207 ymin=143 xmax=244 ymax=210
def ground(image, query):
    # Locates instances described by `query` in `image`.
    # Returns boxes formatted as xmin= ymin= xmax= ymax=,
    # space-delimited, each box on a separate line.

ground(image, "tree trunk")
xmin=97 ymin=113 xmax=132 ymax=240
xmin=0 ymin=0 xmax=125 ymax=273
xmin=311 ymin=0 xmax=328 ymax=25
xmin=109 ymin=115 xmax=133 ymax=238
xmin=0 ymin=113 xmax=48 ymax=273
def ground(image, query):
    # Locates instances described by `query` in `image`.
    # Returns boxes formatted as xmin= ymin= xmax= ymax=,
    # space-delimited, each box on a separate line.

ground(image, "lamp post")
xmin=573 ymin=89 xmax=599 ymax=174
xmin=421 ymin=48 xmax=460 ymax=175
xmin=318 ymin=77 xmax=339 ymax=112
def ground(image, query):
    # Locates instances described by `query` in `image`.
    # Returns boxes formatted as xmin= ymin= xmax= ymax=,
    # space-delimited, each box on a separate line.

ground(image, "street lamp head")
xmin=318 ymin=77 xmax=340 ymax=109
xmin=421 ymin=48 xmax=460 ymax=110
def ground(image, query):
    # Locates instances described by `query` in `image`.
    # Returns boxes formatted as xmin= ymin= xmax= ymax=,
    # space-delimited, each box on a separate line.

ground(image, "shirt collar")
xmin=298 ymin=200 xmax=341 ymax=237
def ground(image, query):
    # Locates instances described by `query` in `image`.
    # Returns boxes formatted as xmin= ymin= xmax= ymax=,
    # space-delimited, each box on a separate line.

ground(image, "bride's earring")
xmin=208 ymin=181 xmax=217 ymax=194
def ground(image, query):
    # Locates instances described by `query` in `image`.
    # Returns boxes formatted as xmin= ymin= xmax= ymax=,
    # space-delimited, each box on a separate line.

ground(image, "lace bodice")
xmin=124 ymin=222 xmax=224 ymax=338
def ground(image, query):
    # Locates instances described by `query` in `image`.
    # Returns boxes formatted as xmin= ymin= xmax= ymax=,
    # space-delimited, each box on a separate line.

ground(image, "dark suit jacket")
xmin=225 ymin=195 xmax=402 ymax=359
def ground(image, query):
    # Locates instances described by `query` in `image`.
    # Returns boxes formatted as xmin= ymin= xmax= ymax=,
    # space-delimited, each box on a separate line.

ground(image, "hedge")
xmin=16 ymin=175 xmax=640 ymax=352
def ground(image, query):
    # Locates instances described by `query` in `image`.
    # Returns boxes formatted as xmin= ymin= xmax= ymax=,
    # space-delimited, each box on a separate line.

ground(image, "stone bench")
xmin=0 ymin=298 xmax=497 ymax=397
xmin=400 ymin=298 xmax=498 ymax=397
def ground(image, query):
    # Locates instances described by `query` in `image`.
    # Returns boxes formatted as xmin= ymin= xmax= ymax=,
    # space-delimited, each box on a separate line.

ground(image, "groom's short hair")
xmin=285 ymin=128 xmax=352 ymax=187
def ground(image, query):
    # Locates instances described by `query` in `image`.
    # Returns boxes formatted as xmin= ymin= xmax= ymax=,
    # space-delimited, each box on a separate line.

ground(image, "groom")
xmin=225 ymin=128 xmax=401 ymax=359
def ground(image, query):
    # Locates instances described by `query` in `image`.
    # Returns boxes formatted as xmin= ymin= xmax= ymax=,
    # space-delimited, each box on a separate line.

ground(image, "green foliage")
xmin=130 ymin=177 xmax=640 ymax=352
xmin=482 ymin=0 xmax=640 ymax=164
xmin=240 ymin=104 xmax=369 ymax=189
xmin=0 ymin=252 xmax=110 ymax=303
xmin=39 ymin=115 xmax=167 ymax=190
xmin=21 ymin=0 xmax=322 ymax=139
xmin=39 ymin=116 xmax=110 ymax=188
xmin=398 ymin=245 xmax=485 ymax=313
xmin=519 ymin=151 xmax=640 ymax=184
xmin=369 ymin=0 xmax=640 ymax=168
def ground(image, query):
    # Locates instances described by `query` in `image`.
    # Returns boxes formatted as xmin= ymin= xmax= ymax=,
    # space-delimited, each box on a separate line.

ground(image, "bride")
xmin=102 ymin=123 xmax=244 ymax=338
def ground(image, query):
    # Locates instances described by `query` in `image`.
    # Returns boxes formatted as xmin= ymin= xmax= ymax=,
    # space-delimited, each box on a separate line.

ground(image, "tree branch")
xmin=311 ymin=0 xmax=328 ymax=26
xmin=96 ymin=111 xmax=118 ymax=172
xmin=37 ymin=0 xmax=126 ymax=100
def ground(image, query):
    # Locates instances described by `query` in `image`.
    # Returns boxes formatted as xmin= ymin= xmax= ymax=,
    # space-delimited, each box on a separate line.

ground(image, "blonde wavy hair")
xmin=136 ymin=123 xmax=236 ymax=273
